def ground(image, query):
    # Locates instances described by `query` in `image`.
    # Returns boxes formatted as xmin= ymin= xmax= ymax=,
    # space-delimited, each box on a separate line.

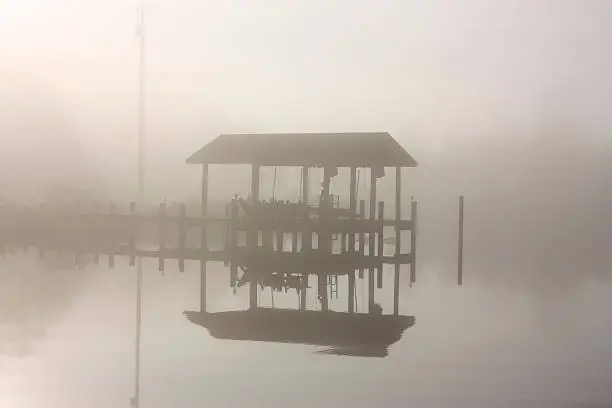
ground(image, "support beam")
xmin=348 ymin=167 xmax=357 ymax=314
xmin=368 ymin=168 xmax=376 ymax=313
xmin=318 ymin=167 xmax=333 ymax=312
xmin=249 ymin=164 xmax=260 ymax=310
xmin=377 ymin=201 xmax=384 ymax=289
xmin=394 ymin=166 xmax=401 ymax=315
xmin=300 ymin=166 xmax=310 ymax=311
xmin=200 ymin=164 xmax=208 ymax=313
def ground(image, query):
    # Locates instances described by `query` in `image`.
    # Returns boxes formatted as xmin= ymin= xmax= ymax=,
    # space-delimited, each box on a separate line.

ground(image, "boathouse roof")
xmin=185 ymin=132 xmax=418 ymax=167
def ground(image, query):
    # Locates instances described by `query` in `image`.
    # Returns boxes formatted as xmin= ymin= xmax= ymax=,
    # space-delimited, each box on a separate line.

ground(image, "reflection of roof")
xmin=186 ymin=132 xmax=418 ymax=167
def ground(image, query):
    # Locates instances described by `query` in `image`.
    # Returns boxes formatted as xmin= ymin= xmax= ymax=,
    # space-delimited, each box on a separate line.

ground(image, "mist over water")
xmin=1 ymin=1 xmax=612 ymax=407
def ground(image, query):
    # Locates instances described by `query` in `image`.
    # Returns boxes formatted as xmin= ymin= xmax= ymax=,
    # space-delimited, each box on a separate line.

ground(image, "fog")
xmin=1 ymin=1 xmax=612 ymax=406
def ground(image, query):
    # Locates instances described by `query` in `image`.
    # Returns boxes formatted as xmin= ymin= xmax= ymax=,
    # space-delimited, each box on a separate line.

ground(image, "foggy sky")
xmin=1 ymin=0 xmax=612 ymax=286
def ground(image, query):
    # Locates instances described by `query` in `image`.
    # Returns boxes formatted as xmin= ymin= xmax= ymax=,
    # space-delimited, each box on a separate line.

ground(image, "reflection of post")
xmin=348 ymin=167 xmax=357 ymax=313
xmin=358 ymin=200 xmax=365 ymax=279
xmin=200 ymin=164 xmax=209 ymax=312
xmin=393 ymin=166 xmax=401 ymax=315
xmin=458 ymin=195 xmax=464 ymax=286
xmin=368 ymin=168 xmax=376 ymax=313
xmin=249 ymin=164 xmax=260 ymax=310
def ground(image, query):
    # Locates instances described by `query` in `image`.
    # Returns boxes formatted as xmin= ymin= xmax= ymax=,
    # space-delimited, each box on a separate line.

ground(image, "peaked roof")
xmin=185 ymin=132 xmax=418 ymax=167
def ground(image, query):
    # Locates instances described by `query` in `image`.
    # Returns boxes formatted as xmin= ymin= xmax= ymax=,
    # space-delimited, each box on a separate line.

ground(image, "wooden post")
xmin=109 ymin=202 xmax=115 ymax=269
xmin=223 ymin=203 xmax=230 ymax=267
xmin=358 ymin=200 xmax=365 ymax=279
xmin=410 ymin=200 xmax=418 ymax=284
xmin=348 ymin=167 xmax=357 ymax=314
xmin=229 ymin=199 xmax=238 ymax=288
xmin=394 ymin=166 xmax=401 ymax=315
xmin=377 ymin=201 xmax=384 ymax=289
xmin=159 ymin=201 xmax=166 ymax=272
xmin=368 ymin=169 xmax=376 ymax=313
xmin=458 ymin=195 xmax=464 ymax=286
xmin=200 ymin=164 xmax=209 ymax=313
xmin=129 ymin=201 xmax=137 ymax=267
xmin=92 ymin=202 xmax=100 ymax=265
xmin=300 ymin=165 xmax=310 ymax=311
xmin=38 ymin=203 xmax=45 ymax=260
xmin=178 ymin=202 xmax=186 ymax=273
xmin=317 ymin=168 xmax=333 ymax=312
xmin=249 ymin=164 xmax=260 ymax=310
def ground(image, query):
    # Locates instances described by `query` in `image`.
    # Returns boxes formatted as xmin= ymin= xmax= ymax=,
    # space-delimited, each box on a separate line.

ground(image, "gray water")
xmin=1 ymin=253 xmax=611 ymax=408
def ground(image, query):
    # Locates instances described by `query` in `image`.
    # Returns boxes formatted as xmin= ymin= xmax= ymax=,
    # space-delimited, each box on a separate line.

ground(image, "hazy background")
xmin=1 ymin=1 xmax=612 ymax=407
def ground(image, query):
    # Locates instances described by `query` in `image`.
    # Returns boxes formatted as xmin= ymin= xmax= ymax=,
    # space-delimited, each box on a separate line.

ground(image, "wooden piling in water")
xmin=358 ymin=199 xmax=365 ymax=279
xmin=130 ymin=201 xmax=137 ymax=267
xmin=159 ymin=201 xmax=166 ymax=272
xmin=348 ymin=167 xmax=357 ymax=314
xmin=394 ymin=166 xmax=401 ymax=315
xmin=109 ymin=202 xmax=115 ymax=269
xmin=368 ymin=170 xmax=376 ymax=313
xmin=458 ymin=195 xmax=464 ymax=286
xmin=200 ymin=164 xmax=209 ymax=313
xmin=249 ymin=164 xmax=260 ymax=310
xmin=178 ymin=202 xmax=186 ymax=272
xmin=229 ymin=200 xmax=238 ymax=288
xmin=377 ymin=201 xmax=384 ymax=290
xmin=410 ymin=200 xmax=418 ymax=284
xmin=300 ymin=165 xmax=310 ymax=310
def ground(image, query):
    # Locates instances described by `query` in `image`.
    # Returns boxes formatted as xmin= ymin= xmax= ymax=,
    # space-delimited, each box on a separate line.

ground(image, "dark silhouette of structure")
xmin=0 ymin=132 xmax=420 ymax=357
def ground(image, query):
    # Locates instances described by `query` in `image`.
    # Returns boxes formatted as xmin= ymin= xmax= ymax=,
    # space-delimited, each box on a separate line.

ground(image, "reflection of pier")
xmin=0 ymin=132 xmax=420 ymax=356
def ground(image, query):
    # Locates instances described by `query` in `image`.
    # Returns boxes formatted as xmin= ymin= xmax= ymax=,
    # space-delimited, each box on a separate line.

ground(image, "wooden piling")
xmin=200 ymin=164 xmax=209 ymax=313
xmin=178 ymin=202 xmax=186 ymax=272
xmin=159 ymin=201 xmax=166 ymax=272
xmin=410 ymin=200 xmax=418 ymax=284
xmin=129 ymin=201 xmax=137 ymax=267
xmin=368 ymin=169 xmax=376 ymax=313
xmin=223 ymin=203 xmax=230 ymax=267
xmin=394 ymin=166 xmax=401 ymax=315
xmin=300 ymin=166 xmax=310 ymax=311
xmin=348 ymin=167 xmax=357 ymax=314
xmin=229 ymin=199 xmax=238 ymax=288
xmin=92 ymin=202 xmax=100 ymax=265
xmin=377 ymin=201 xmax=384 ymax=289
xmin=249 ymin=164 xmax=260 ymax=310
xmin=358 ymin=200 xmax=365 ymax=279
xmin=109 ymin=202 xmax=115 ymax=269
xmin=458 ymin=195 xmax=464 ymax=286
xmin=318 ymin=167 xmax=332 ymax=312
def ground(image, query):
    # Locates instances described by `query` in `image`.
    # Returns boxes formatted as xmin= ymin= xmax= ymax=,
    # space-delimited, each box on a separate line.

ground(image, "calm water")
xmin=1 ymin=253 xmax=611 ymax=408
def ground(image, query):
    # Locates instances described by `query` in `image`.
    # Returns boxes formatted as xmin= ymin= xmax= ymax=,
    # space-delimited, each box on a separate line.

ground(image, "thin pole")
xmin=457 ymin=195 xmax=464 ymax=286
xmin=133 ymin=4 xmax=146 ymax=408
